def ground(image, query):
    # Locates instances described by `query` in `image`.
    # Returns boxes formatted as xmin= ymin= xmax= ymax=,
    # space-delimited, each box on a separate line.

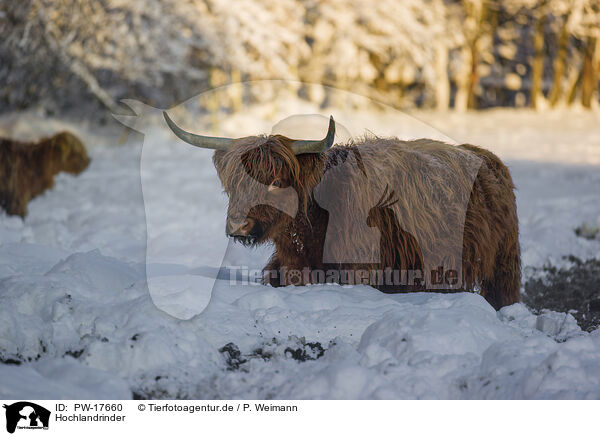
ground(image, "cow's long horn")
xmin=290 ymin=115 xmax=335 ymax=154
xmin=163 ymin=111 xmax=234 ymax=151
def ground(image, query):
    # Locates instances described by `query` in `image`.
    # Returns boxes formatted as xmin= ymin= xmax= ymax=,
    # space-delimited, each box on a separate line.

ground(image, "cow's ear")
xmin=212 ymin=150 xmax=226 ymax=168
xmin=294 ymin=153 xmax=323 ymax=190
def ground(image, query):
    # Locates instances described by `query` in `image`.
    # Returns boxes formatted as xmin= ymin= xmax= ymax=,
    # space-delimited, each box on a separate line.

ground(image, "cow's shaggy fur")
xmin=0 ymin=131 xmax=90 ymax=217
xmin=213 ymin=135 xmax=520 ymax=310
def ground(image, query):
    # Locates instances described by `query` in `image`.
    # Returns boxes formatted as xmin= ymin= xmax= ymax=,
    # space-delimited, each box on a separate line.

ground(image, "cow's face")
xmin=213 ymin=136 xmax=300 ymax=246
xmin=162 ymin=111 xmax=335 ymax=246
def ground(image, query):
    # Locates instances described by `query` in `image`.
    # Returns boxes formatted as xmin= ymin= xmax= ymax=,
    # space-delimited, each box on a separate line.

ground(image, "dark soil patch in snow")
xmin=219 ymin=338 xmax=331 ymax=371
xmin=0 ymin=357 xmax=22 ymax=366
xmin=64 ymin=349 xmax=85 ymax=359
xmin=284 ymin=342 xmax=325 ymax=361
xmin=524 ymin=255 xmax=600 ymax=332
xmin=132 ymin=388 xmax=178 ymax=400
xmin=1 ymin=342 xmax=46 ymax=365
xmin=219 ymin=343 xmax=248 ymax=371
xmin=132 ymin=375 xmax=188 ymax=400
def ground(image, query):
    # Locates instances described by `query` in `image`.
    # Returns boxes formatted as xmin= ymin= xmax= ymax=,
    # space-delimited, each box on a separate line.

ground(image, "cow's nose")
xmin=226 ymin=216 xmax=255 ymax=236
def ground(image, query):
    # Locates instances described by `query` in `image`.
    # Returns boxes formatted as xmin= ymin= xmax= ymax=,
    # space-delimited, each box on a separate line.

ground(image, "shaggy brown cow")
xmin=164 ymin=113 xmax=520 ymax=310
xmin=0 ymin=131 xmax=90 ymax=217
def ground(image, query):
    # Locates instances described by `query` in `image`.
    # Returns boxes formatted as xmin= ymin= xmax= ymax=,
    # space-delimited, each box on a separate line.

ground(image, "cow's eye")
xmin=268 ymin=179 xmax=282 ymax=191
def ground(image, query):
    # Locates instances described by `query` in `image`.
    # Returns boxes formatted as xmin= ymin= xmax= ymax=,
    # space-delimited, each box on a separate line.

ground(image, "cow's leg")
xmin=5 ymin=194 xmax=28 ymax=218
xmin=481 ymin=232 xmax=521 ymax=310
xmin=263 ymin=254 xmax=282 ymax=287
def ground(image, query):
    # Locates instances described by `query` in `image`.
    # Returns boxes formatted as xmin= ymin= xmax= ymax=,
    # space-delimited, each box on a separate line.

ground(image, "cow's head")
xmin=49 ymin=131 xmax=91 ymax=174
xmin=164 ymin=112 xmax=335 ymax=246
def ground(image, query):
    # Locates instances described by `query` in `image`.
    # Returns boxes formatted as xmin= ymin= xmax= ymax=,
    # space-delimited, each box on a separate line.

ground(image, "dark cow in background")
xmin=0 ymin=131 xmax=90 ymax=217
xmin=164 ymin=112 xmax=521 ymax=310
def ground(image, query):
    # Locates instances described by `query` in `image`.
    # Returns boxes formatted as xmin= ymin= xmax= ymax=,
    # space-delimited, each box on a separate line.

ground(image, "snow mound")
xmin=1 ymin=256 xmax=599 ymax=399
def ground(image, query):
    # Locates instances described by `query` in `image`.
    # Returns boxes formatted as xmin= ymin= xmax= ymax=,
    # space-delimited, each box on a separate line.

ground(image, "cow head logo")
xmin=3 ymin=402 xmax=50 ymax=434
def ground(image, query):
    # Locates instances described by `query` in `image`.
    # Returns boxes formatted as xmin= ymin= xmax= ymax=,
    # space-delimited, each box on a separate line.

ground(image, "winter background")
xmin=1 ymin=0 xmax=600 ymax=399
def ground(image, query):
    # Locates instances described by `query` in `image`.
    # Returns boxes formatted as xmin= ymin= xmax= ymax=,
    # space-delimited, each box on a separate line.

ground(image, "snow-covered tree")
xmin=1 ymin=0 xmax=598 ymax=114
xmin=298 ymin=0 xmax=464 ymax=109
xmin=569 ymin=0 xmax=600 ymax=107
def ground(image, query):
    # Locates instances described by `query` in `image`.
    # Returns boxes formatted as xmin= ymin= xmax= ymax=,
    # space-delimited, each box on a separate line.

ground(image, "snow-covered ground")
xmin=1 ymin=106 xmax=599 ymax=399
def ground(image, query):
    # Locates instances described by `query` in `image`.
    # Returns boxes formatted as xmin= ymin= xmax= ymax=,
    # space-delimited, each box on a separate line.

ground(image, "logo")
xmin=3 ymin=402 xmax=50 ymax=434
